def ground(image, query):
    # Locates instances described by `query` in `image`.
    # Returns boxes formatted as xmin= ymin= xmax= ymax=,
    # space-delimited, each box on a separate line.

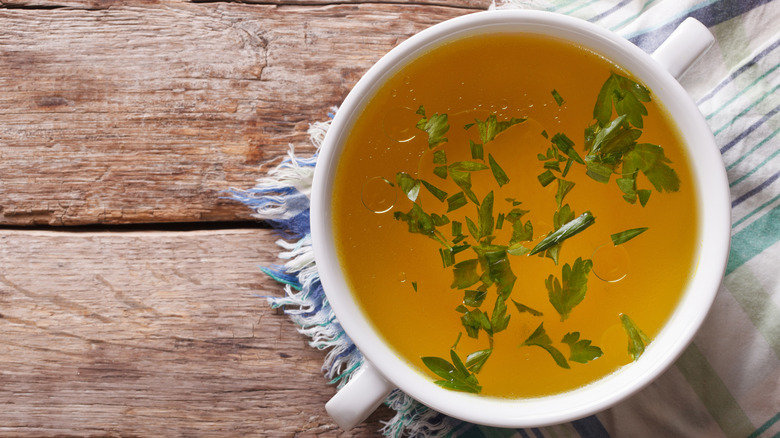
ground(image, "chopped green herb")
xmin=470 ymin=140 xmax=484 ymax=160
xmin=496 ymin=213 xmax=505 ymax=230
xmin=465 ymin=348 xmax=492 ymax=373
xmin=546 ymin=257 xmax=593 ymax=321
xmin=460 ymin=307 xmax=492 ymax=339
xmin=551 ymin=89 xmax=565 ymax=106
xmin=473 ymin=114 xmax=526 ymax=144
xmin=529 ymin=211 xmax=595 ymax=256
xmin=416 ymin=106 xmax=450 ymax=149
xmin=537 ymin=170 xmax=556 ymax=187
xmin=509 ymin=220 xmax=533 ymax=245
xmin=488 ymin=154 xmax=510 ymax=187
xmin=396 ymin=172 xmax=420 ymax=201
xmin=611 ymin=227 xmax=648 ymax=245
xmin=477 ymin=191 xmax=495 ymax=240
xmin=520 ymin=323 xmax=569 ymax=369
xmin=512 ymin=300 xmax=543 ymax=316
xmin=505 ymin=207 xmax=529 ymax=224
xmin=620 ymin=314 xmax=650 ymax=361
xmin=561 ymin=332 xmax=603 ymax=364
xmin=451 ymin=221 xmax=462 ymax=237
xmin=551 ymin=133 xmax=584 ymax=164
xmin=447 ymin=192 xmax=468 ymax=212
xmin=451 ymin=259 xmax=480 ymax=290
xmin=555 ymin=179 xmax=576 ymax=208
xmin=421 ymin=350 xmax=482 ymax=393
xmin=463 ymin=288 xmax=487 ymax=307
xmin=421 ymin=180 xmax=448 ymax=202
xmin=490 ymin=296 xmax=511 ymax=334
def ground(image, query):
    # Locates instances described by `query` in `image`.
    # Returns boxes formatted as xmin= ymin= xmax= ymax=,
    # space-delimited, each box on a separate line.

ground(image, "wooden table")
xmin=0 ymin=0 xmax=490 ymax=435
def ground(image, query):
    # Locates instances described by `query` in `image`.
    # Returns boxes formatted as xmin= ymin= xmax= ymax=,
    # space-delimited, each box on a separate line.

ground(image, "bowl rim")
xmin=311 ymin=9 xmax=731 ymax=427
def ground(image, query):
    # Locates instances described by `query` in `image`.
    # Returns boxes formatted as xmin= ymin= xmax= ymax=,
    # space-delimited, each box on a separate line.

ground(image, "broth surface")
xmin=331 ymin=33 xmax=699 ymax=397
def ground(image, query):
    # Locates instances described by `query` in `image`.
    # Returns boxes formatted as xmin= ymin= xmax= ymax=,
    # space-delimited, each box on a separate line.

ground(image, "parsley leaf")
xmin=537 ymin=170 xmax=556 ymax=187
xmin=472 ymin=114 xmax=526 ymax=144
xmin=529 ymin=211 xmax=595 ymax=256
xmin=421 ymin=180 xmax=448 ymax=202
xmin=459 ymin=307 xmax=492 ymax=339
xmin=520 ymin=323 xmax=569 ymax=369
xmin=551 ymin=89 xmax=565 ymax=106
xmin=490 ymin=296 xmax=511 ymax=334
xmin=561 ymin=332 xmax=603 ymax=364
xmin=470 ymin=140 xmax=484 ymax=160
xmin=546 ymin=257 xmax=593 ymax=321
xmin=620 ymin=314 xmax=650 ymax=361
xmin=416 ymin=106 xmax=449 ymax=149
xmin=465 ymin=348 xmax=492 ymax=373
xmin=396 ymin=172 xmax=420 ymax=201
xmin=488 ymin=154 xmax=510 ymax=187
xmin=611 ymin=227 xmax=648 ymax=245
xmin=421 ymin=350 xmax=482 ymax=393
xmin=512 ymin=300 xmax=543 ymax=316
xmin=447 ymin=192 xmax=468 ymax=212
xmin=451 ymin=259 xmax=481 ymax=290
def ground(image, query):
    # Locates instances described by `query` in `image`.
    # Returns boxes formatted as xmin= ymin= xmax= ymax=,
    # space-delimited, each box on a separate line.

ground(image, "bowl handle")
xmin=325 ymin=360 xmax=396 ymax=430
xmin=651 ymin=17 xmax=715 ymax=79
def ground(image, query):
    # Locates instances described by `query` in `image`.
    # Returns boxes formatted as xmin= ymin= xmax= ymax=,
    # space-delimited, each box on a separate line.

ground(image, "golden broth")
xmin=331 ymin=33 xmax=698 ymax=398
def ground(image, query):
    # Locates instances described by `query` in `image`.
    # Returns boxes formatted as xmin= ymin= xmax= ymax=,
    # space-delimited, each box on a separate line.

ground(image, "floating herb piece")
xmin=512 ymin=300 xmax=543 ymax=316
xmin=490 ymin=296 xmax=511 ymax=334
xmin=396 ymin=172 xmax=420 ymax=201
xmin=421 ymin=180 xmax=448 ymax=202
xmin=529 ymin=211 xmax=595 ymax=256
xmin=509 ymin=220 xmax=533 ymax=245
xmin=421 ymin=350 xmax=482 ymax=393
xmin=593 ymin=72 xmax=650 ymax=129
xmin=611 ymin=227 xmax=648 ymax=245
xmin=551 ymin=133 xmax=583 ymax=164
xmin=555 ymin=179 xmax=576 ymax=208
xmin=460 ymin=307 xmax=491 ymax=339
xmin=561 ymin=332 xmax=603 ymax=364
xmin=620 ymin=314 xmax=650 ymax=361
xmin=470 ymin=114 xmax=527 ymax=144
xmin=464 ymin=288 xmax=488 ymax=307
xmin=470 ymin=140 xmax=484 ymax=160
xmin=451 ymin=259 xmax=481 ymax=290
xmin=488 ymin=154 xmax=510 ymax=187
xmin=449 ymin=161 xmax=489 ymax=205
xmin=551 ymin=89 xmax=565 ymax=106
xmin=496 ymin=213 xmax=505 ymax=230
xmin=447 ymin=192 xmax=468 ymax=212
xmin=477 ymin=191 xmax=495 ymax=240
xmin=537 ymin=170 xmax=556 ymax=187
xmin=416 ymin=106 xmax=450 ymax=149
xmin=624 ymin=144 xmax=681 ymax=193
xmin=520 ymin=323 xmax=570 ymax=369
xmin=465 ymin=349 xmax=492 ymax=373
xmin=546 ymin=257 xmax=593 ymax=321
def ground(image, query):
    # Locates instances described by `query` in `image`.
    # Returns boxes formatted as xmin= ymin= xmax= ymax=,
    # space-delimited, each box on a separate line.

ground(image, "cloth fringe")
xmin=229 ymin=109 xmax=468 ymax=436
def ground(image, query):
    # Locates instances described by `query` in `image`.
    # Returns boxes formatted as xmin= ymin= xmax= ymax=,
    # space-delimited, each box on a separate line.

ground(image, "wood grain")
xmin=0 ymin=1 xmax=491 ymax=226
xmin=0 ymin=228 xmax=393 ymax=436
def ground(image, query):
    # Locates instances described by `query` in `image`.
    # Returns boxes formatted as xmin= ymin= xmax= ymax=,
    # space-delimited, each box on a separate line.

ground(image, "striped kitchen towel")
xmin=231 ymin=0 xmax=780 ymax=436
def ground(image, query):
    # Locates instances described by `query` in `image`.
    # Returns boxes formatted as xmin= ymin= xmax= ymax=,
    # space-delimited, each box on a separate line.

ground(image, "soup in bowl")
xmin=311 ymin=10 xmax=730 ymax=430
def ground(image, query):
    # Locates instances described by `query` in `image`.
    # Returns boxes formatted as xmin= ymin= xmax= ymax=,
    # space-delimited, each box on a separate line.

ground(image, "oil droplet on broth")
xmin=397 ymin=272 xmax=407 ymax=283
xmin=592 ymin=244 xmax=630 ymax=282
xmin=383 ymin=107 xmax=419 ymax=142
xmin=362 ymin=176 xmax=397 ymax=213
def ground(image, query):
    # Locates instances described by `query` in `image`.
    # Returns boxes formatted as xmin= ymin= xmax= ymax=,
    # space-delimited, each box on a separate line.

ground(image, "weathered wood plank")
xmin=0 ymin=228 xmax=391 ymax=435
xmin=0 ymin=1 xmax=490 ymax=226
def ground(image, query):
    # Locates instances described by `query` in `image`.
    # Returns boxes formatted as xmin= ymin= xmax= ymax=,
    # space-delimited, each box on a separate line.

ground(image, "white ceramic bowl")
xmin=311 ymin=10 xmax=731 ymax=430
